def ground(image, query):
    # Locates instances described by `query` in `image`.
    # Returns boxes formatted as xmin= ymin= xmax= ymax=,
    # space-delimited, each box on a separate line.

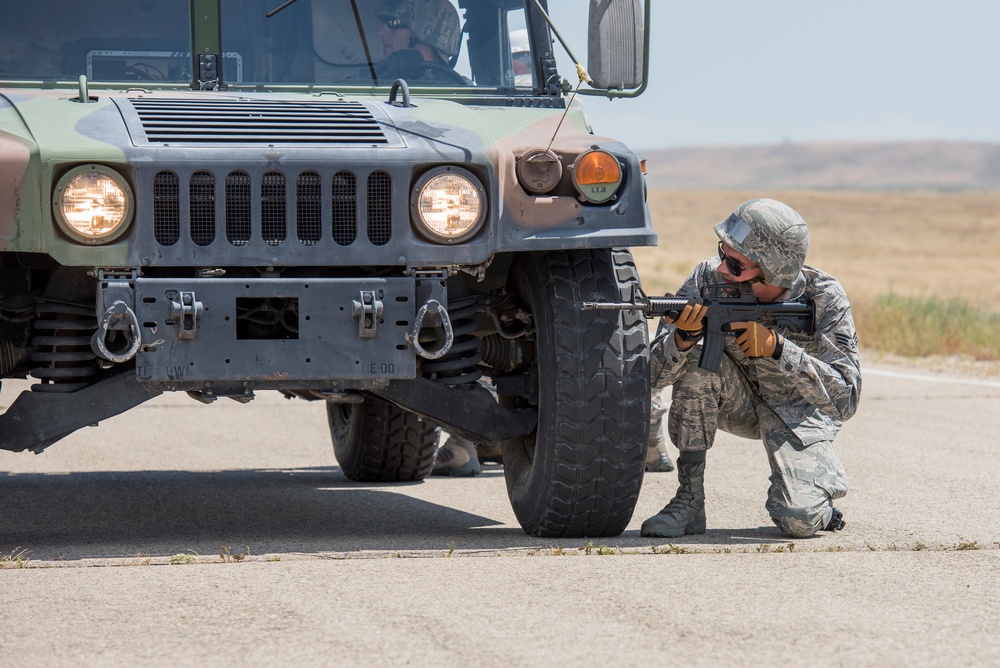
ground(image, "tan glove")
xmin=666 ymin=301 xmax=708 ymax=341
xmin=729 ymin=320 xmax=780 ymax=358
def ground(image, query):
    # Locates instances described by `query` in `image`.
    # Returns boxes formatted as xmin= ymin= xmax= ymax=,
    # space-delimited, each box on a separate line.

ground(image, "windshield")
xmin=0 ymin=0 xmax=545 ymax=91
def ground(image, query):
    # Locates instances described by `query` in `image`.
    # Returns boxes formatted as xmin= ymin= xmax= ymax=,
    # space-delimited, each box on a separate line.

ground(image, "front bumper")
xmin=133 ymin=276 xmax=418 ymax=392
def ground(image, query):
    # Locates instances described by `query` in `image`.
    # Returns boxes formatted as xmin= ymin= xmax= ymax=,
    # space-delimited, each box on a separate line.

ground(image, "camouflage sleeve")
xmin=650 ymin=323 xmax=692 ymax=389
xmin=649 ymin=259 xmax=717 ymax=389
xmin=775 ymin=285 xmax=862 ymax=422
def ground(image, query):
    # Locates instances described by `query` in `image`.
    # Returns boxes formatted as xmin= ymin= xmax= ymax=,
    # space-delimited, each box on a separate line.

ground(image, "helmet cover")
xmin=714 ymin=198 xmax=810 ymax=288
xmin=377 ymin=0 xmax=461 ymax=57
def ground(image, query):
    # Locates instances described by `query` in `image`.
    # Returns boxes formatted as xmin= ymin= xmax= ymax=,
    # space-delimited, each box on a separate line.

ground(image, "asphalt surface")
xmin=1 ymin=363 xmax=998 ymax=666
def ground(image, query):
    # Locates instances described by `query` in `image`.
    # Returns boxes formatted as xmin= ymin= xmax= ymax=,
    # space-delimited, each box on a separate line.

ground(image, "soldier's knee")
xmin=670 ymin=360 xmax=715 ymax=402
xmin=769 ymin=504 xmax=829 ymax=538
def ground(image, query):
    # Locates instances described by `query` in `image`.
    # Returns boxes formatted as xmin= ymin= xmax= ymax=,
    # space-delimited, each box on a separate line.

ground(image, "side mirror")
xmin=587 ymin=0 xmax=646 ymax=91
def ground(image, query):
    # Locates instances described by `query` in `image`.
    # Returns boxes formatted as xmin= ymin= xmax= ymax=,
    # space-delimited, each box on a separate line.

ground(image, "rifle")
xmin=582 ymin=283 xmax=814 ymax=372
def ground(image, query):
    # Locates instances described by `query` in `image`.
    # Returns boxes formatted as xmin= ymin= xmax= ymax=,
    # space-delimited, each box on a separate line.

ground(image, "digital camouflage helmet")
xmin=714 ymin=198 xmax=810 ymax=288
xmin=377 ymin=0 xmax=461 ymax=58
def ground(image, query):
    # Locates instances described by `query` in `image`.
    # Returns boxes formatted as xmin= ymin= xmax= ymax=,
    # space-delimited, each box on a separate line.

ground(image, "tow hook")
xmin=168 ymin=291 xmax=204 ymax=340
xmin=91 ymin=300 xmax=142 ymax=363
xmin=407 ymin=299 xmax=454 ymax=360
xmin=351 ymin=290 xmax=384 ymax=338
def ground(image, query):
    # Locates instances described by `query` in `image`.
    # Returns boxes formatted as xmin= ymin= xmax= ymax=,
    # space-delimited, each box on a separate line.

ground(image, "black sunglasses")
xmin=384 ymin=18 xmax=408 ymax=30
xmin=717 ymin=241 xmax=758 ymax=277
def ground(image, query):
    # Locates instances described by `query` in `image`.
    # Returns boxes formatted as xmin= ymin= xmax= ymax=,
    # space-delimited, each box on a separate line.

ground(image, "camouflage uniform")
xmin=650 ymin=258 xmax=861 ymax=536
xmin=651 ymin=258 xmax=861 ymax=536
xmin=646 ymin=387 xmax=674 ymax=471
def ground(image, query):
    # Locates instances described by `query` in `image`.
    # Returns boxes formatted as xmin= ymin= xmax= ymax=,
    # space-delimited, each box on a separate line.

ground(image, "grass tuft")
xmin=854 ymin=293 xmax=1000 ymax=360
xmin=1 ymin=547 xmax=31 ymax=569
xmin=955 ymin=537 xmax=981 ymax=551
xmin=220 ymin=545 xmax=248 ymax=563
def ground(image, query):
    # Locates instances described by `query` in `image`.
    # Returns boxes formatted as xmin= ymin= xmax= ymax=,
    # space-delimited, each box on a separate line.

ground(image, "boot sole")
xmin=639 ymin=519 xmax=706 ymax=538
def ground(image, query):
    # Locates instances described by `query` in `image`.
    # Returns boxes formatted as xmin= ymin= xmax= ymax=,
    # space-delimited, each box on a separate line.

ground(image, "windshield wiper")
xmin=266 ymin=0 xmax=300 ymax=18
xmin=349 ymin=0 xmax=378 ymax=83
xmin=269 ymin=0 xmax=377 ymax=84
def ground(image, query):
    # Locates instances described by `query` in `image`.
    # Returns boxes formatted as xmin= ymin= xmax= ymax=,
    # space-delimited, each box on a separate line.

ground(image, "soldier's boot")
xmin=476 ymin=441 xmax=503 ymax=464
xmin=431 ymin=434 xmax=481 ymax=477
xmin=822 ymin=508 xmax=846 ymax=531
xmin=645 ymin=418 xmax=675 ymax=472
xmin=640 ymin=450 xmax=707 ymax=537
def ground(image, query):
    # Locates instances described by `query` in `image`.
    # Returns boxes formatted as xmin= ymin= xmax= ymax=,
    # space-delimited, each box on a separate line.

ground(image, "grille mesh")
xmin=151 ymin=169 xmax=388 ymax=253
xmin=367 ymin=171 xmax=392 ymax=246
xmin=190 ymin=171 xmax=216 ymax=246
xmin=296 ymin=171 xmax=322 ymax=245
xmin=261 ymin=171 xmax=287 ymax=246
xmin=226 ymin=171 xmax=252 ymax=246
xmin=153 ymin=171 xmax=180 ymax=246
xmin=332 ymin=170 xmax=357 ymax=246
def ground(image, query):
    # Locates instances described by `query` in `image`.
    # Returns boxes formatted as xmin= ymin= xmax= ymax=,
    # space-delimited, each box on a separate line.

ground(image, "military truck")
xmin=0 ymin=0 xmax=654 ymax=537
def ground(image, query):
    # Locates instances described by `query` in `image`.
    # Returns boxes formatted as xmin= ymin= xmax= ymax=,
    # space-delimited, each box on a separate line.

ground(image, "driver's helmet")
xmin=377 ymin=0 xmax=461 ymax=58
xmin=714 ymin=198 xmax=810 ymax=288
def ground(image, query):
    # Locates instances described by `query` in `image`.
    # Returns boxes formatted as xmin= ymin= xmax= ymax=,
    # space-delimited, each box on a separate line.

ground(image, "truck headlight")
xmin=53 ymin=165 xmax=134 ymax=244
xmin=411 ymin=166 xmax=486 ymax=243
xmin=515 ymin=149 xmax=562 ymax=195
xmin=571 ymin=149 xmax=622 ymax=204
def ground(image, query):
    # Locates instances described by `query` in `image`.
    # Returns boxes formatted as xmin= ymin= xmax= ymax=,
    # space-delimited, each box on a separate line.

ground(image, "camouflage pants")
xmin=666 ymin=352 xmax=848 ymax=538
xmin=650 ymin=390 xmax=667 ymax=433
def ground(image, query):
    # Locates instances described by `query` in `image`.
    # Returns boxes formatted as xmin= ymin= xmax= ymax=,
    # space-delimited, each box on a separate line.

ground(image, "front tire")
xmin=503 ymin=248 xmax=650 ymax=537
xmin=327 ymin=398 xmax=439 ymax=482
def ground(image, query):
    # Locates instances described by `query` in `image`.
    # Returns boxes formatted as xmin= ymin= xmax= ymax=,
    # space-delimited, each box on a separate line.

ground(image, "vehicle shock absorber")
xmin=29 ymin=302 xmax=99 ymax=393
xmin=420 ymin=294 xmax=482 ymax=386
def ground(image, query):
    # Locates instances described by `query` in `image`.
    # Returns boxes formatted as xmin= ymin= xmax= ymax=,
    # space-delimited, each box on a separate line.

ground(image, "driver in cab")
xmin=376 ymin=0 xmax=461 ymax=79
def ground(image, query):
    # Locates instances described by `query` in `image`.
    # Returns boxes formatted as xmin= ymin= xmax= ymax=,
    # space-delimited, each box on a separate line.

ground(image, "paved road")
xmin=1 ymin=365 xmax=998 ymax=666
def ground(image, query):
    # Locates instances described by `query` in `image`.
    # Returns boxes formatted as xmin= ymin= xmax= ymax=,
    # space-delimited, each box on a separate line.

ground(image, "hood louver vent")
xmin=126 ymin=98 xmax=388 ymax=145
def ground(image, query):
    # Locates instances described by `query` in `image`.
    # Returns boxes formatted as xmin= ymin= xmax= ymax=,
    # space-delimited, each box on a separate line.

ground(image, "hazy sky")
xmin=549 ymin=1 xmax=1000 ymax=150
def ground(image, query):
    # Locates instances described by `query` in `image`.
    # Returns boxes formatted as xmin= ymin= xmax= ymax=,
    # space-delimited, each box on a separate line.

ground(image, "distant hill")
xmin=641 ymin=141 xmax=1000 ymax=191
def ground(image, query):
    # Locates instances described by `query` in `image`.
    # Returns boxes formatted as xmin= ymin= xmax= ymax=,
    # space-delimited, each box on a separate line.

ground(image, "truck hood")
xmin=1 ymin=89 xmax=588 ymax=164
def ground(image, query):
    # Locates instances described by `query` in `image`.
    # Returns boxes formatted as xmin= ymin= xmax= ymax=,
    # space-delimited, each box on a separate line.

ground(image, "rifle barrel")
xmin=580 ymin=302 xmax=636 ymax=310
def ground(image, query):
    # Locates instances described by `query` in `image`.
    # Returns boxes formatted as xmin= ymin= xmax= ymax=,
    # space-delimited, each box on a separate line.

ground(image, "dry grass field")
xmin=631 ymin=190 xmax=1000 ymax=365
xmin=634 ymin=190 xmax=1000 ymax=307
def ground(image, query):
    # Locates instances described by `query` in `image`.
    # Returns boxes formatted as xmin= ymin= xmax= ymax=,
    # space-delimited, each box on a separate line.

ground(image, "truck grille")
xmin=128 ymin=98 xmax=388 ymax=145
xmin=152 ymin=169 xmax=391 ymax=248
